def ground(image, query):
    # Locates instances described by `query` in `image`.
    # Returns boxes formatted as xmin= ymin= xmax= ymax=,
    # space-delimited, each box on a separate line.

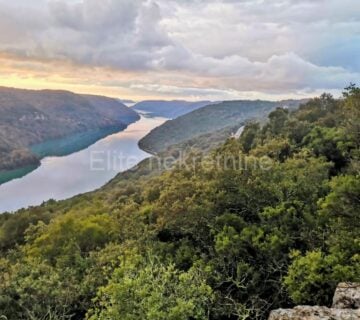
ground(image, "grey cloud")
xmin=49 ymin=0 xmax=140 ymax=31
xmin=0 ymin=0 xmax=359 ymax=96
xmin=0 ymin=0 xmax=173 ymax=70
xmin=176 ymin=52 xmax=358 ymax=92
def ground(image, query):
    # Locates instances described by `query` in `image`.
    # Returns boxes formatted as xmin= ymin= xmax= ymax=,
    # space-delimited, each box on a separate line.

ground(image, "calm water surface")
xmin=0 ymin=115 xmax=166 ymax=213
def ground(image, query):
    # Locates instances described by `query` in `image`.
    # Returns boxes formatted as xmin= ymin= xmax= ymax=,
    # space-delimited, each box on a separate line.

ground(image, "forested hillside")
xmin=139 ymin=99 xmax=305 ymax=154
xmin=132 ymin=100 xmax=214 ymax=118
xmin=0 ymin=86 xmax=359 ymax=320
xmin=0 ymin=87 xmax=139 ymax=174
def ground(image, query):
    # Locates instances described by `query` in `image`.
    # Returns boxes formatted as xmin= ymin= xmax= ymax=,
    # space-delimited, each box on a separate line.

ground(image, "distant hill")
xmin=118 ymin=99 xmax=136 ymax=107
xmin=0 ymin=87 xmax=140 ymax=174
xmin=132 ymin=100 xmax=215 ymax=118
xmin=139 ymin=99 xmax=306 ymax=154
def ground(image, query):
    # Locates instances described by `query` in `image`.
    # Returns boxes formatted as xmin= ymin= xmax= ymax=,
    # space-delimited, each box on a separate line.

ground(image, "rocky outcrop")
xmin=269 ymin=306 xmax=360 ymax=320
xmin=269 ymin=283 xmax=360 ymax=320
xmin=332 ymin=283 xmax=360 ymax=309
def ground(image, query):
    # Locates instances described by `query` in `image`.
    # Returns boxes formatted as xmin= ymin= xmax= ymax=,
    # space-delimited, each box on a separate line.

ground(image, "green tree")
xmin=239 ymin=122 xmax=260 ymax=153
xmin=284 ymin=250 xmax=359 ymax=306
xmin=88 ymin=254 xmax=214 ymax=320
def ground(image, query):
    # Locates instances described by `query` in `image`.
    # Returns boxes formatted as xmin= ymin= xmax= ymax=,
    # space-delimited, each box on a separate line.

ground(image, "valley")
xmin=1 ymin=88 xmax=358 ymax=320
xmin=0 ymin=87 xmax=139 ymax=184
xmin=132 ymin=100 xmax=215 ymax=118
xmin=0 ymin=1 xmax=357 ymax=319
xmin=0 ymin=115 xmax=167 ymax=212
xmin=0 ymin=87 xmax=359 ymax=320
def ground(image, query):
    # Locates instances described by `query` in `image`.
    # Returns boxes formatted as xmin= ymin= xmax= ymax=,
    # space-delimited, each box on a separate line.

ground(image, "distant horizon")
xmin=1 ymin=84 xmax=320 ymax=104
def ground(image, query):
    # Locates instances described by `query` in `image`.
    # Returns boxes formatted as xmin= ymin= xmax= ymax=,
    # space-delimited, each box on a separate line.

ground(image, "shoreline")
xmin=0 ymin=124 xmax=129 ymax=186
xmin=0 ymin=115 xmax=167 ymax=213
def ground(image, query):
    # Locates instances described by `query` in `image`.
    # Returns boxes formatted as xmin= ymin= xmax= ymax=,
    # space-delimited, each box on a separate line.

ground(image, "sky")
xmin=0 ymin=0 xmax=359 ymax=101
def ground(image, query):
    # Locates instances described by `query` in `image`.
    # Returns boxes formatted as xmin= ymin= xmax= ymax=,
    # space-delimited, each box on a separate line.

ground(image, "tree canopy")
xmin=0 ymin=86 xmax=359 ymax=320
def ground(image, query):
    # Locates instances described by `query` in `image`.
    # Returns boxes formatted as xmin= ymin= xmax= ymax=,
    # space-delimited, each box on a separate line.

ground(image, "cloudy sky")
xmin=0 ymin=0 xmax=359 ymax=101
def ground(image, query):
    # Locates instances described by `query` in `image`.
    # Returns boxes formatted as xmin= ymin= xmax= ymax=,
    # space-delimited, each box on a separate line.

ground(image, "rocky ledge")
xmin=269 ymin=283 xmax=360 ymax=320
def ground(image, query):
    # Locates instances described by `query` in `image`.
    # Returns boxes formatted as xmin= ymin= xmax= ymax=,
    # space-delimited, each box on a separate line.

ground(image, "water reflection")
xmin=0 ymin=115 xmax=167 ymax=213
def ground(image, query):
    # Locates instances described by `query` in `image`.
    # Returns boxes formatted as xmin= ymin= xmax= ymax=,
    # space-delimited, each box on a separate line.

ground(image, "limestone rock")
xmin=268 ymin=306 xmax=360 ymax=320
xmin=332 ymin=282 xmax=360 ymax=309
xmin=268 ymin=283 xmax=360 ymax=320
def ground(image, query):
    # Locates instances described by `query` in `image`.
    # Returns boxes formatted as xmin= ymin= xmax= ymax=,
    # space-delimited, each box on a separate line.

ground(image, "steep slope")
xmin=132 ymin=100 xmax=215 ymax=118
xmin=139 ymin=99 xmax=305 ymax=154
xmin=0 ymin=87 xmax=139 ymax=173
xmin=0 ymin=88 xmax=358 ymax=320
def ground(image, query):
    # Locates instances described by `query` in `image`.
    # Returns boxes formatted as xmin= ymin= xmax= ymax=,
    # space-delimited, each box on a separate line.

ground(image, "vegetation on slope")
xmin=0 ymin=86 xmax=359 ymax=320
xmin=0 ymin=87 xmax=139 ymax=178
xmin=138 ymin=99 xmax=305 ymax=154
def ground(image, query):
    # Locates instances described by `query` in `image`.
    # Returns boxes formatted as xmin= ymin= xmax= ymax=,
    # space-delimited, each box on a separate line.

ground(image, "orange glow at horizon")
xmin=0 ymin=53 xmax=160 ymax=101
xmin=0 ymin=75 xmax=131 ymax=99
xmin=0 ymin=53 xmax=316 ymax=102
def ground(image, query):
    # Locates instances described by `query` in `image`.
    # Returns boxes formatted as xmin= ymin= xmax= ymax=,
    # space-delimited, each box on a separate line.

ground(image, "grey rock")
xmin=268 ymin=306 xmax=360 ymax=320
xmin=269 ymin=283 xmax=360 ymax=320
xmin=332 ymin=283 xmax=360 ymax=309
